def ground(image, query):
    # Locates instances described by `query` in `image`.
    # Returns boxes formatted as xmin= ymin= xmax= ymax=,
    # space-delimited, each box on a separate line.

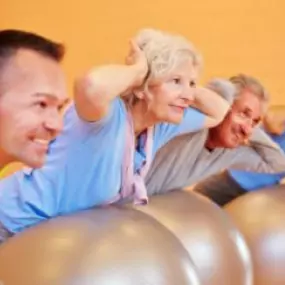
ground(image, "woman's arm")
xmin=192 ymin=87 xmax=232 ymax=128
xmin=74 ymin=41 xmax=148 ymax=122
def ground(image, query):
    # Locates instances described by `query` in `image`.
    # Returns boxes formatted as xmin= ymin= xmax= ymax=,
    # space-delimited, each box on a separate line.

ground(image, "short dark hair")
xmin=0 ymin=29 xmax=65 ymax=64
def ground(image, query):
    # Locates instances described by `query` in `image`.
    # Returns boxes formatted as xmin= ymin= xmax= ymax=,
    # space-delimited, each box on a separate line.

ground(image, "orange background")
xmin=1 ymin=0 xmax=285 ymax=177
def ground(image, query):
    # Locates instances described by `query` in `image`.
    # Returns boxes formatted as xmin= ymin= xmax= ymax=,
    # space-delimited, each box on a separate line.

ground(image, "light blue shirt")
xmin=0 ymin=98 xmax=205 ymax=233
xmin=229 ymin=131 xmax=285 ymax=191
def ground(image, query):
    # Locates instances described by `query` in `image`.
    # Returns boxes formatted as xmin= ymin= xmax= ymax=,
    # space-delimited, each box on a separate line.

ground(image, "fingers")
xmin=129 ymin=39 xmax=141 ymax=53
xmin=126 ymin=39 xmax=144 ymax=66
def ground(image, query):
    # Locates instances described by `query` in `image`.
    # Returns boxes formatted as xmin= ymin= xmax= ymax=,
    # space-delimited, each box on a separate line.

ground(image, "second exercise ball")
xmin=225 ymin=185 xmax=285 ymax=285
xmin=0 ymin=206 xmax=200 ymax=285
xmin=130 ymin=190 xmax=252 ymax=285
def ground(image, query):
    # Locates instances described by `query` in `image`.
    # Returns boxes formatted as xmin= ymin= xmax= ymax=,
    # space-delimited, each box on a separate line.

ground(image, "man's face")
xmin=0 ymin=49 xmax=68 ymax=168
xmin=210 ymin=90 xmax=264 ymax=148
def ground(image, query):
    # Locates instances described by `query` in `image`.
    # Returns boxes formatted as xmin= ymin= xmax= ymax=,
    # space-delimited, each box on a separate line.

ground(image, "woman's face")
xmin=146 ymin=59 xmax=198 ymax=124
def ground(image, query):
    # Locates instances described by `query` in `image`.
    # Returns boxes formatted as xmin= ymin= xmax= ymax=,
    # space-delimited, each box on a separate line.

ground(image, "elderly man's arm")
xmin=190 ymin=171 xmax=247 ymax=206
xmin=231 ymin=127 xmax=285 ymax=173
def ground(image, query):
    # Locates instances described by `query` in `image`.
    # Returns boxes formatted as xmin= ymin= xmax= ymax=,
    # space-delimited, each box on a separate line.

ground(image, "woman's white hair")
xmin=124 ymin=28 xmax=202 ymax=105
xmin=134 ymin=28 xmax=202 ymax=82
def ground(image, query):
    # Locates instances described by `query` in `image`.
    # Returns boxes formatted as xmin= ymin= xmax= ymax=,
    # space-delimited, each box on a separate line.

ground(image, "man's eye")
xmin=173 ymin=78 xmax=181 ymax=84
xmin=36 ymin=101 xmax=47 ymax=109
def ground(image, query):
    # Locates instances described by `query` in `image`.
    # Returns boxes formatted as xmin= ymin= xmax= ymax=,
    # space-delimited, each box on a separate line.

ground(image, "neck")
xmin=205 ymin=128 xmax=221 ymax=151
xmin=0 ymin=148 xmax=14 ymax=171
xmin=129 ymin=101 xmax=157 ymax=136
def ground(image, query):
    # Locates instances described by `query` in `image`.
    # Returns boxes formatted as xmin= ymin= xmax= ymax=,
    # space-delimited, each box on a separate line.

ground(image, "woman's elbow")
xmin=205 ymin=106 xmax=229 ymax=128
xmin=73 ymin=77 xmax=109 ymax=122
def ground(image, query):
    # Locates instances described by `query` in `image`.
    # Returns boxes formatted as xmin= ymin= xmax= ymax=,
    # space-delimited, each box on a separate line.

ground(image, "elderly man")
xmin=0 ymin=29 xmax=68 ymax=171
xmin=145 ymin=74 xmax=285 ymax=198
xmin=192 ymin=105 xmax=285 ymax=206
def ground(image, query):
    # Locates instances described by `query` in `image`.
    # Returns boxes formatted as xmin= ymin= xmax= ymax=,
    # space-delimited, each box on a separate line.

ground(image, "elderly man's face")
xmin=210 ymin=90 xmax=264 ymax=148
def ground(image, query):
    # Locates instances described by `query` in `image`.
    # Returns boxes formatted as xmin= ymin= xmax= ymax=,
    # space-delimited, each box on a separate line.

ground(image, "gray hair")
xmin=205 ymin=78 xmax=237 ymax=105
xmin=229 ymin=74 xmax=269 ymax=103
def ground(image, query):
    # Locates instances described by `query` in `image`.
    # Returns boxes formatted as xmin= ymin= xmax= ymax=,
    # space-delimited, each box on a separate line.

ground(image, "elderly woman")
xmin=0 ymin=29 xmax=230 ymax=242
xmin=74 ymin=29 xmax=230 ymax=204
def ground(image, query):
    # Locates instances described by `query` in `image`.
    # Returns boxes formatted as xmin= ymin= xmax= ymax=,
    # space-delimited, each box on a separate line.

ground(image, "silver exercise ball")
xmin=225 ymin=185 xmax=285 ymax=285
xmin=0 ymin=206 xmax=200 ymax=285
xmin=130 ymin=190 xmax=252 ymax=285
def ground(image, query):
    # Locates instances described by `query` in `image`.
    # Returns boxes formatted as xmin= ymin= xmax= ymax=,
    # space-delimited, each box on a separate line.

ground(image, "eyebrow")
xmin=244 ymin=107 xmax=261 ymax=122
xmin=34 ymin=93 xmax=58 ymax=100
xmin=244 ymin=107 xmax=252 ymax=114
xmin=34 ymin=93 xmax=70 ymax=105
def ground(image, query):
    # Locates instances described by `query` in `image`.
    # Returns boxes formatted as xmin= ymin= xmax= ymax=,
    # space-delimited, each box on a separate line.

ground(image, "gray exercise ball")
xmin=225 ymin=185 xmax=285 ymax=285
xmin=129 ymin=190 xmax=253 ymax=285
xmin=0 ymin=206 xmax=200 ymax=285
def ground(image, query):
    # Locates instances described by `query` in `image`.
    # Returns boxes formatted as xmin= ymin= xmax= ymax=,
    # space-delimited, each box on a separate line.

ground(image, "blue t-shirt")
xmin=229 ymin=131 xmax=285 ymax=191
xmin=0 ymin=98 xmax=205 ymax=233
xmin=269 ymin=131 xmax=285 ymax=151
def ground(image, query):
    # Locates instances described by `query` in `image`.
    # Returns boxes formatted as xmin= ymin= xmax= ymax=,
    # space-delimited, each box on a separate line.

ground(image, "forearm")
xmin=193 ymin=87 xmax=231 ymax=127
xmin=232 ymin=129 xmax=285 ymax=173
xmin=192 ymin=171 xmax=247 ymax=206
xmin=249 ymin=128 xmax=285 ymax=169
xmin=74 ymin=64 xmax=143 ymax=121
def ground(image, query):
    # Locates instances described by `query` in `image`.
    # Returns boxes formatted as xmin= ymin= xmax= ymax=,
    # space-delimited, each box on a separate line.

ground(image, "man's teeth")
xmin=33 ymin=139 xmax=49 ymax=145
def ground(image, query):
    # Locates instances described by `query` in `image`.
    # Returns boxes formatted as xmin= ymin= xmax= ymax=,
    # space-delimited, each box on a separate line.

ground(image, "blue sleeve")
xmin=43 ymin=97 xmax=126 ymax=166
xmin=229 ymin=170 xmax=285 ymax=191
xmin=154 ymin=107 xmax=206 ymax=150
xmin=177 ymin=107 xmax=206 ymax=134
xmin=64 ymin=97 xmax=125 ymax=136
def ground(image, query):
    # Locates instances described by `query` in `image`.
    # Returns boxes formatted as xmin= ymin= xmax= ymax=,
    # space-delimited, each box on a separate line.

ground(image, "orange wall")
xmin=1 ymin=0 xmax=285 ymax=177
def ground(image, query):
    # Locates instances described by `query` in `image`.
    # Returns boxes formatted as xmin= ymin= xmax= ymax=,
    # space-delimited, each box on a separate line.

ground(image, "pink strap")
xmin=120 ymin=110 xmax=153 ymax=205
xmin=105 ymin=108 xmax=153 ymax=205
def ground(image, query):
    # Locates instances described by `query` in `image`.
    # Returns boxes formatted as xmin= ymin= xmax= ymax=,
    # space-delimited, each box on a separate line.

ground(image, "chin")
xmin=167 ymin=115 xmax=183 ymax=125
xmin=24 ymin=157 xmax=45 ymax=168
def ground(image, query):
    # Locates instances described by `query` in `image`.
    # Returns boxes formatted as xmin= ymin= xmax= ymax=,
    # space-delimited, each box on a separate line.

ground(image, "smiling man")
xmin=192 ymin=105 xmax=285 ymax=206
xmin=0 ymin=29 xmax=68 ymax=170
